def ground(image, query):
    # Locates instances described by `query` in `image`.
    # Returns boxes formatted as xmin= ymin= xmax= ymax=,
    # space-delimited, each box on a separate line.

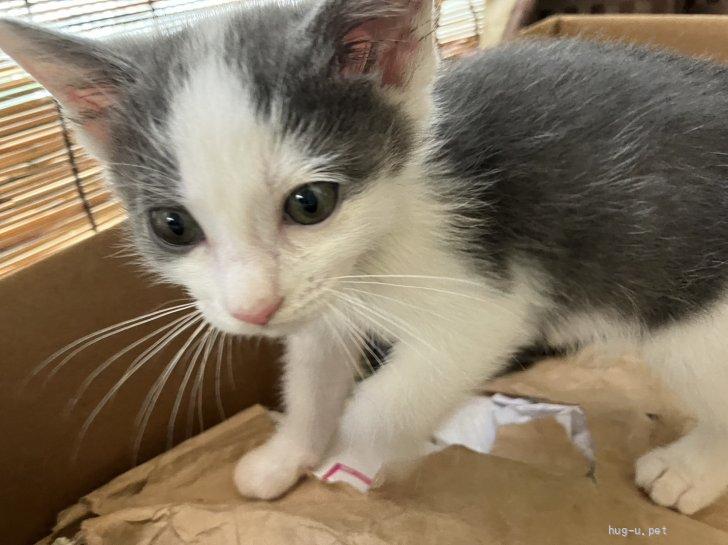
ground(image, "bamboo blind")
xmin=0 ymin=0 xmax=483 ymax=279
xmin=437 ymin=0 xmax=485 ymax=58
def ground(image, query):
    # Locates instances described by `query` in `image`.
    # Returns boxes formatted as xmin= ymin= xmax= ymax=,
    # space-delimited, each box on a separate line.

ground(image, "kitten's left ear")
xmin=312 ymin=0 xmax=438 ymax=97
xmin=0 ymin=18 xmax=134 ymax=158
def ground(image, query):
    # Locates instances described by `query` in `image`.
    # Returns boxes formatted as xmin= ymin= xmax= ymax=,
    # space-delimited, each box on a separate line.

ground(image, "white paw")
xmin=635 ymin=430 xmax=728 ymax=515
xmin=326 ymin=414 xmax=429 ymax=491
xmin=233 ymin=435 xmax=313 ymax=500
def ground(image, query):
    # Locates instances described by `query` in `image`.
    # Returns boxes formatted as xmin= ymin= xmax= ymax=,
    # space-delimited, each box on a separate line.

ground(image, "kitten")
xmin=3 ymin=0 xmax=728 ymax=515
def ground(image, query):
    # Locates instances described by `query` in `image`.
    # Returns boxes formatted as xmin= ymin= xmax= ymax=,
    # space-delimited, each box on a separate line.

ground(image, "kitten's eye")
xmin=149 ymin=208 xmax=204 ymax=247
xmin=284 ymin=182 xmax=339 ymax=225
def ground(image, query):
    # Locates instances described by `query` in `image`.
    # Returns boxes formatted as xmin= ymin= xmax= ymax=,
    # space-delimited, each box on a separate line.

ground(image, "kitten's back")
xmin=431 ymin=39 xmax=728 ymax=327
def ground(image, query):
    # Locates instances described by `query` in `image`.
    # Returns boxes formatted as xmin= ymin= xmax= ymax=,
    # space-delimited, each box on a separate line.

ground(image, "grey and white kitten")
xmin=3 ymin=0 xmax=728 ymax=515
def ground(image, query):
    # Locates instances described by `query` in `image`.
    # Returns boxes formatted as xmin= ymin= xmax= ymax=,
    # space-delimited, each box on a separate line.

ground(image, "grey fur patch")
xmin=429 ymin=39 xmax=728 ymax=329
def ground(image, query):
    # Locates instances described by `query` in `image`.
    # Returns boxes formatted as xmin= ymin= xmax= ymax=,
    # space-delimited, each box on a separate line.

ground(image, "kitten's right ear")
xmin=0 ymin=18 xmax=134 ymax=157
xmin=309 ymin=0 xmax=437 ymax=94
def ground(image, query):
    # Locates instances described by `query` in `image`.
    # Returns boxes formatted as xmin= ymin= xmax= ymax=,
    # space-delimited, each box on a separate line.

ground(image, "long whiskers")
xmin=325 ymin=289 xmax=439 ymax=384
xmin=341 ymin=285 xmax=460 ymax=325
xmin=328 ymin=288 xmax=438 ymax=353
xmin=29 ymin=301 xmax=196 ymax=388
xmin=214 ymin=332 xmax=227 ymax=421
xmin=187 ymin=329 xmax=218 ymax=438
xmin=226 ymin=335 xmax=236 ymax=389
xmin=66 ymin=312 xmax=195 ymax=415
xmin=325 ymin=303 xmax=382 ymax=375
xmin=133 ymin=319 xmax=208 ymax=460
xmin=322 ymin=305 xmax=367 ymax=380
xmin=72 ymin=311 xmax=201 ymax=459
xmin=167 ymin=329 xmax=210 ymax=447
xmin=331 ymin=274 xmax=490 ymax=288
xmin=333 ymin=278 xmax=522 ymax=321
xmin=337 ymin=279 xmax=491 ymax=305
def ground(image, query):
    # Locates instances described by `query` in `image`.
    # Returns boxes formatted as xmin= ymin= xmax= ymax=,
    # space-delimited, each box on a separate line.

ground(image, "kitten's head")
xmin=0 ymin=0 xmax=437 ymax=336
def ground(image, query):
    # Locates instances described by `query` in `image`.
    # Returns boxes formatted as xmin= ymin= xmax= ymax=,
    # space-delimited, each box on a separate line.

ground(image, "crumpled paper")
xmin=314 ymin=393 xmax=596 ymax=492
xmin=42 ymin=355 xmax=728 ymax=545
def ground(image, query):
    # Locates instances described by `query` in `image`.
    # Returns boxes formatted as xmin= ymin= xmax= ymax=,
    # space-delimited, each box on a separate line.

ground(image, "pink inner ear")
xmin=63 ymin=84 xmax=116 ymax=146
xmin=340 ymin=16 xmax=418 ymax=87
xmin=66 ymin=85 xmax=116 ymax=116
xmin=340 ymin=27 xmax=376 ymax=78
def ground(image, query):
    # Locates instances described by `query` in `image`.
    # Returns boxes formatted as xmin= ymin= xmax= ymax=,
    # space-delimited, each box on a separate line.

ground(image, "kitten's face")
xmin=119 ymin=56 xmax=413 ymax=336
xmin=0 ymin=0 xmax=436 ymax=336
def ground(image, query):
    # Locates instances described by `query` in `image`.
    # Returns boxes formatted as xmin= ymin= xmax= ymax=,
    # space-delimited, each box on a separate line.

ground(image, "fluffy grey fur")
xmin=431 ymin=39 xmax=728 ymax=329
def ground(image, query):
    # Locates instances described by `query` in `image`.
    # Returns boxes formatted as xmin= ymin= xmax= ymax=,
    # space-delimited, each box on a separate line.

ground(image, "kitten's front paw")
xmin=233 ymin=435 xmax=314 ymax=500
xmin=635 ymin=430 xmax=728 ymax=514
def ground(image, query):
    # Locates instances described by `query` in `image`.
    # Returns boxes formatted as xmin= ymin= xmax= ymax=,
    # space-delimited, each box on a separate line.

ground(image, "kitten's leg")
xmin=234 ymin=320 xmax=355 ymax=499
xmin=334 ymin=294 xmax=533 ymax=480
xmin=636 ymin=305 xmax=728 ymax=514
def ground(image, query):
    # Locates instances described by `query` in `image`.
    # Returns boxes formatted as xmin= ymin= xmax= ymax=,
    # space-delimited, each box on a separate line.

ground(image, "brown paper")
xmin=45 ymin=355 xmax=728 ymax=545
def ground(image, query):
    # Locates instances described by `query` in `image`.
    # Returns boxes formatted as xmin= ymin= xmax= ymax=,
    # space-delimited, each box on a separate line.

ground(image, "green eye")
xmin=284 ymin=182 xmax=339 ymax=225
xmin=149 ymin=208 xmax=204 ymax=247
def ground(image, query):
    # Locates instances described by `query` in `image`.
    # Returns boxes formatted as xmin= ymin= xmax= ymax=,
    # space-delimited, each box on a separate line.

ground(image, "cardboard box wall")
xmin=5 ymin=12 xmax=728 ymax=545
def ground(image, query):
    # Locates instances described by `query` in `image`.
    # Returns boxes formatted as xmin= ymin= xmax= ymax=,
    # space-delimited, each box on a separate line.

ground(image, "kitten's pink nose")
xmin=230 ymin=298 xmax=283 ymax=326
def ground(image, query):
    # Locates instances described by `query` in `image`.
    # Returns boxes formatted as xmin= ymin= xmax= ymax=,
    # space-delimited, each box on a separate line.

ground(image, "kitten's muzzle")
xmin=229 ymin=298 xmax=283 ymax=326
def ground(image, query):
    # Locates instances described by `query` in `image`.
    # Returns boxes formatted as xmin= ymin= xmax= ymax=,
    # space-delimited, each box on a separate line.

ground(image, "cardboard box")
xmin=5 ymin=13 xmax=728 ymax=545
xmin=521 ymin=14 xmax=728 ymax=62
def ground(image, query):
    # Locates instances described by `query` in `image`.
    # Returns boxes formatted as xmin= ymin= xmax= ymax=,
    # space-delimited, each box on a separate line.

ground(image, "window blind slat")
xmin=0 ymin=214 xmax=98 ymax=276
xmin=0 ymin=163 xmax=76 ymax=202
xmin=0 ymin=179 xmax=107 ymax=247
xmin=0 ymin=135 xmax=67 ymax=171
xmin=0 ymin=104 xmax=59 ymax=138
xmin=0 ymin=162 xmax=100 ymax=208
xmin=0 ymin=148 xmax=73 ymax=189
xmin=0 ymin=196 xmax=93 ymax=249
xmin=0 ymin=181 xmax=85 ymax=220
xmin=436 ymin=0 xmax=484 ymax=57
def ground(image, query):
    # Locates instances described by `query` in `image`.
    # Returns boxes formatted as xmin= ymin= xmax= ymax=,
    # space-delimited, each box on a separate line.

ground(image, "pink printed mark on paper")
xmin=321 ymin=463 xmax=373 ymax=487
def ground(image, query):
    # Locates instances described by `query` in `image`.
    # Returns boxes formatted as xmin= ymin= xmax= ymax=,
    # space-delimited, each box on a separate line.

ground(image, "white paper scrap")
xmin=314 ymin=394 xmax=596 ymax=492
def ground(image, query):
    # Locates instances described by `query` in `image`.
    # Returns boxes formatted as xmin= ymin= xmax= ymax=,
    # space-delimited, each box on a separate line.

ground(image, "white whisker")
xmin=326 ymin=303 xmax=381 ymax=374
xmin=326 ymin=289 xmax=435 ymax=370
xmin=329 ymin=288 xmax=438 ymax=353
xmin=322 ymin=304 xmax=367 ymax=380
xmin=168 ymin=329 xmax=210 ymax=447
xmin=335 ymin=279 xmax=520 ymax=320
xmin=67 ymin=312 xmax=195 ymax=414
xmin=214 ymin=332 xmax=226 ymax=421
xmin=188 ymin=329 xmax=218 ymax=437
xmin=133 ymin=319 xmax=208 ymax=460
xmin=72 ymin=312 xmax=201 ymax=460
xmin=341 ymin=285 xmax=460 ymax=325
xmin=331 ymin=274 xmax=488 ymax=288
xmin=226 ymin=335 xmax=236 ymax=389
xmin=29 ymin=302 xmax=196 ymax=387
